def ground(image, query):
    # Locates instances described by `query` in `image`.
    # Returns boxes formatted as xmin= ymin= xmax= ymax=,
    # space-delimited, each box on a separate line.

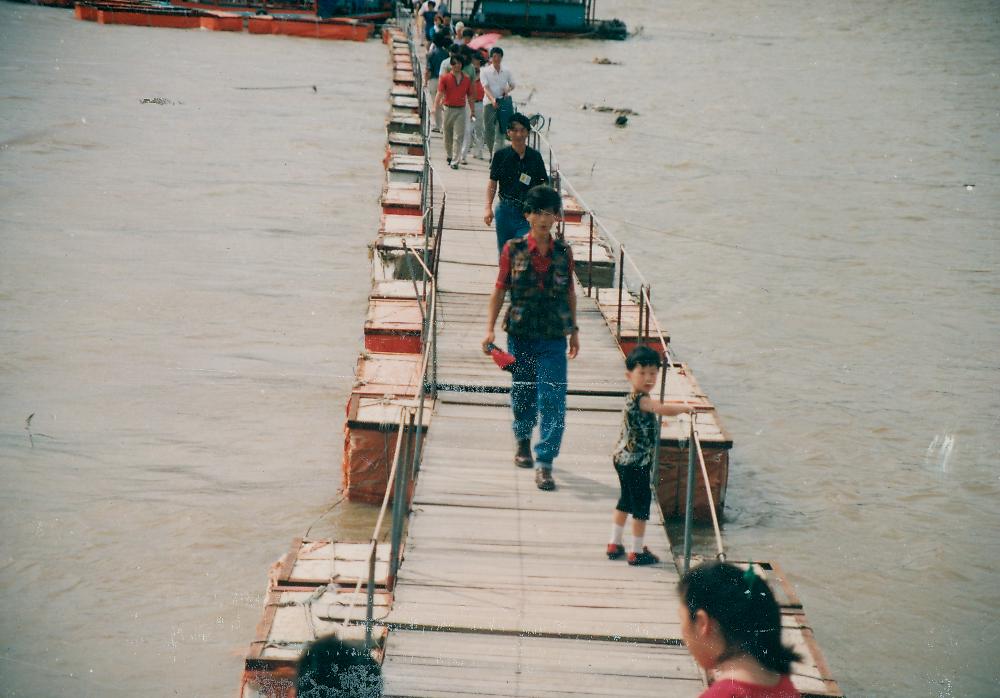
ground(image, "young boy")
xmin=609 ymin=345 xmax=694 ymax=565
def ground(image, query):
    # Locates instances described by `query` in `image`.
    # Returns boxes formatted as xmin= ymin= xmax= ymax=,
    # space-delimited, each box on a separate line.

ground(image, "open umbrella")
xmin=468 ymin=32 xmax=502 ymax=50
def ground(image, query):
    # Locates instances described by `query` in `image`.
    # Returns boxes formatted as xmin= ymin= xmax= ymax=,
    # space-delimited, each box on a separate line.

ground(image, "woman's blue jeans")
xmin=495 ymin=199 xmax=530 ymax=254
xmin=507 ymin=336 xmax=568 ymax=469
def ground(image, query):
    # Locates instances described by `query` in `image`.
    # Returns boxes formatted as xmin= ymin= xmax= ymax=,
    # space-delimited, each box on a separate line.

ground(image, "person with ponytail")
xmin=677 ymin=562 xmax=802 ymax=697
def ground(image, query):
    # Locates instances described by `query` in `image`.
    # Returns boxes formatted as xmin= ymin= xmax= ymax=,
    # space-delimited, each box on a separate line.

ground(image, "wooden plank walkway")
xmin=378 ymin=131 xmax=704 ymax=697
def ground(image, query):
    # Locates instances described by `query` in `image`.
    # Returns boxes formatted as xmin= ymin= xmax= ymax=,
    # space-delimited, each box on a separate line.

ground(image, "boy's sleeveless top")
xmin=613 ymin=391 xmax=659 ymax=468
xmin=502 ymin=237 xmax=574 ymax=339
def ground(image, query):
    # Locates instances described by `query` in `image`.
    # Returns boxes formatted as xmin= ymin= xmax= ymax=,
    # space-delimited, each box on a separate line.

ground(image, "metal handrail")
xmin=360 ymin=208 xmax=442 ymax=644
xmin=681 ymin=413 xmax=726 ymax=571
xmin=357 ymin=12 xmax=447 ymax=654
xmin=355 ymin=404 xmax=409 ymax=648
xmin=692 ymin=423 xmax=725 ymax=559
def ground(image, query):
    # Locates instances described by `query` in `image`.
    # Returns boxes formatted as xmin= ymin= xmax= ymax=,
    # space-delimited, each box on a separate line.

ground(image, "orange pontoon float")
xmin=342 ymin=352 xmax=427 ymax=504
xmin=593 ymin=287 xmax=670 ymax=358
xmin=364 ymin=297 xmax=423 ymax=354
xmin=385 ymin=152 xmax=424 ymax=183
xmin=387 ymin=130 xmax=424 ymax=156
xmin=343 ymin=393 xmax=431 ymax=505
xmin=247 ymin=15 xmax=372 ymax=41
xmin=560 ymin=192 xmax=586 ymax=223
xmin=653 ymin=362 xmax=731 ymax=521
xmin=380 ymin=181 xmax=422 ymax=217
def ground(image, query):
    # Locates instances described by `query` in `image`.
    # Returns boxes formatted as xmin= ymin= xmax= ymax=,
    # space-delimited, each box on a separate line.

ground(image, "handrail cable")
xmin=400 ymin=238 xmax=435 ymax=281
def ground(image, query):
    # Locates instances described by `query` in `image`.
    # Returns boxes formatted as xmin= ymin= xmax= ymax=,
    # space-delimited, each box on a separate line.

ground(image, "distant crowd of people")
xmin=417 ymin=0 xmax=514 ymax=170
xmin=290 ymin=7 xmax=802 ymax=696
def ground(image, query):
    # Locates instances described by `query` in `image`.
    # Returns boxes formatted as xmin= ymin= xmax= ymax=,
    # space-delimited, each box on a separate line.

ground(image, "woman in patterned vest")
xmin=482 ymin=185 xmax=580 ymax=491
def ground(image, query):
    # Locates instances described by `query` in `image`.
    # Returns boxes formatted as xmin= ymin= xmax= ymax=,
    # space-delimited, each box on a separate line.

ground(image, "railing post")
xmin=405 ymin=406 xmax=417 ymax=504
xmin=421 ymin=159 xmax=429 ymax=210
xmin=433 ymin=193 xmax=445 ymax=279
xmin=414 ymin=293 xmax=431 ymax=469
xmin=637 ymin=283 xmax=645 ymax=347
xmin=389 ymin=410 xmax=412 ymax=586
xmin=423 ymin=204 xmax=431 ymax=283
xmin=650 ymin=356 xmax=669 ymax=490
xmin=365 ymin=539 xmax=376 ymax=649
xmin=683 ymin=416 xmax=696 ymax=573
xmin=421 ymin=208 xmax=430 ymax=295
xmin=431 ymin=286 xmax=438 ymax=398
xmin=616 ymin=246 xmax=625 ymax=341
xmin=644 ymin=286 xmax=651 ymax=344
xmin=553 ymin=171 xmax=564 ymax=239
xmin=587 ymin=215 xmax=594 ymax=297
xmin=413 ymin=393 xmax=427 ymax=472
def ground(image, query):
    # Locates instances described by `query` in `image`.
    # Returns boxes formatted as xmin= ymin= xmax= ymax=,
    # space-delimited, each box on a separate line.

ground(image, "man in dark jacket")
xmin=482 ymin=185 xmax=579 ymax=491
xmin=483 ymin=112 xmax=549 ymax=254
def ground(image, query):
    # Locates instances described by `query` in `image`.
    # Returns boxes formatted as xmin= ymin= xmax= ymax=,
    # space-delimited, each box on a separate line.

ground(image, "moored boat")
xmin=452 ymin=0 xmax=627 ymax=40
xmin=72 ymin=0 xmax=376 ymax=38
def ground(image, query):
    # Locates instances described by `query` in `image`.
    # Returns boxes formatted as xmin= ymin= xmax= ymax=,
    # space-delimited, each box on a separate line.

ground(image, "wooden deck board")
xmin=384 ymin=399 xmax=682 ymax=636
xmin=383 ymin=631 xmax=704 ymax=698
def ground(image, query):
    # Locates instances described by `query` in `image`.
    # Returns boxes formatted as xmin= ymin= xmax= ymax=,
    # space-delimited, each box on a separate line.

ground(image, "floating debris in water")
xmin=592 ymin=57 xmax=622 ymax=65
xmin=140 ymin=97 xmax=175 ymax=105
xmin=614 ymin=115 xmax=628 ymax=127
xmin=233 ymin=85 xmax=318 ymax=92
xmin=963 ymin=183 xmax=975 ymax=190
xmin=580 ymin=103 xmax=639 ymax=116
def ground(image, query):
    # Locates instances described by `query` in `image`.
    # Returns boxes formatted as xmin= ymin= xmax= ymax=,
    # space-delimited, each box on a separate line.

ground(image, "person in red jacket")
xmin=433 ymin=55 xmax=474 ymax=169
xmin=460 ymin=50 xmax=487 ymax=163
xmin=678 ymin=562 xmax=802 ymax=698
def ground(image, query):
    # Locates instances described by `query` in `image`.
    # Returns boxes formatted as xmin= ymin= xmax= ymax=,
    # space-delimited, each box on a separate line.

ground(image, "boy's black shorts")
xmin=614 ymin=463 xmax=651 ymax=521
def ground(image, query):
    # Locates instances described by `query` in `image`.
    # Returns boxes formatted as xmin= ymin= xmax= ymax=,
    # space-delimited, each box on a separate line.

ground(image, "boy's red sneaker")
xmin=606 ymin=543 xmax=625 ymax=560
xmin=627 ymin=547 xmax=660 ymax=566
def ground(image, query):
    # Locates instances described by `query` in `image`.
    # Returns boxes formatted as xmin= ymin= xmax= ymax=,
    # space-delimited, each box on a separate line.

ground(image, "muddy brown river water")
xmin=1 ymin=1 xmax=998 ymax=695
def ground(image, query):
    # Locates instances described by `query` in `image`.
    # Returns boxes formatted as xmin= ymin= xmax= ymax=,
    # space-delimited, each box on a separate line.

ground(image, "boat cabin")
xmin=455 ymin=0 xmax=622 ymax=35
xmin=478 ymin=0 xmax=589 ymax=30
xmin=456 ymin=0 xmax=626 ymax=38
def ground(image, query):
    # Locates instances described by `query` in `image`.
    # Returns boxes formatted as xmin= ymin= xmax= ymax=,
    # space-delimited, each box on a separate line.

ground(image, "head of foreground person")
xmin=489 ymin=45 xmax=503 ymax=69
xmin=624 ymin=344 xmax=662 ymax=394
xmin=506 ymin=112 xmax=531 ymax=151
xmin=677 ymin=562 xmax=802 ymax=681
xmin=296 ymin=635 xmax=383 ymax=698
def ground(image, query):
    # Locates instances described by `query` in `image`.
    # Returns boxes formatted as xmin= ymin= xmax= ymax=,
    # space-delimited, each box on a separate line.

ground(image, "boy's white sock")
xmin=610 ymin=523 xmax=624 ymax=546
xmin=631 ymin=535 xmax=644 ymax=554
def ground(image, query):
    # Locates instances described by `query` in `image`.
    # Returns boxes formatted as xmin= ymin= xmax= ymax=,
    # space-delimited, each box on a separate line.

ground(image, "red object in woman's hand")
xmin=486 ymin=343 xmax=516 ymax=372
